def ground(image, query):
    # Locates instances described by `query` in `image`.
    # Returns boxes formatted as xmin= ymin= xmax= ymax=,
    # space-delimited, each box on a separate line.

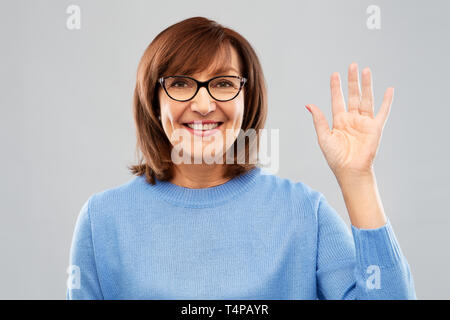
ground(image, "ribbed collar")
xmin=141 ymin=166 xmax=262 ymax=208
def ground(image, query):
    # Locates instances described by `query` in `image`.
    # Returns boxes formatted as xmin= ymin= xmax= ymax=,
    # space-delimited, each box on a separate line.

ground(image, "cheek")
xmin=159 ymin=101 xmax=183 ymax=145
xmin=160 ymin=100 xmax=184 ymax=127
xmin=224 ymin=101 xmax=244 ymax=126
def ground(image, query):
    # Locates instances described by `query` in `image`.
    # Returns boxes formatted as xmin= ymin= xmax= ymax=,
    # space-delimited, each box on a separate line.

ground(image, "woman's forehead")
xmin=168 ymin=44 xmax=242 ymax=77
xmin=191 ymin=66 xmax=241 ymax=79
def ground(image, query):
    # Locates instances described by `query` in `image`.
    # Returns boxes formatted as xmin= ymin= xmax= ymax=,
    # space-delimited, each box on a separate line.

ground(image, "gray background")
xmin=1 ymin=0 xmax=449 ymax=299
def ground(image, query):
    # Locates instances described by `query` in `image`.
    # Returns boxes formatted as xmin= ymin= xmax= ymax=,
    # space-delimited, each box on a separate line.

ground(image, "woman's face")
xmin=158 ymin=46 xmax=245 ymax=164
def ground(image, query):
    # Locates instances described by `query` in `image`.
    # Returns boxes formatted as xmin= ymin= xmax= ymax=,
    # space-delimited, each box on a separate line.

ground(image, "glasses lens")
xmin=209 ymin=77 xmax=241 ymax=101
xmin=164 ymin=77 xmax=197 ymax=100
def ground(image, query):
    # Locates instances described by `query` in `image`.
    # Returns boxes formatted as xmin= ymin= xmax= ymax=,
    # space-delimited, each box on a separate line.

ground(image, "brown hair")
xmin=128 ymin=16 xmax=268 ymax=185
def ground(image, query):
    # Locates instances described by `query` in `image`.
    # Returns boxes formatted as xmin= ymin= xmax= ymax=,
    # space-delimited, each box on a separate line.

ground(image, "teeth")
xmin=186 ymin=122 xmax=220 ymax=130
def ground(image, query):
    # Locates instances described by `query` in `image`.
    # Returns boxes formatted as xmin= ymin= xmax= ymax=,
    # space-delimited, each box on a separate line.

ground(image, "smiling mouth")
xmin=182 ymin=122 xmax=224 ymax=131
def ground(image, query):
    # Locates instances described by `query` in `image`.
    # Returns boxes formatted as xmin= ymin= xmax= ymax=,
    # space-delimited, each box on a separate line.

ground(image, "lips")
xmin=181 ymin=121 xmax=224 ymax=137
xmin=181 ymin=121 xmax=223 ymax=129
xmin=182 ymin=120 xmax=223 ymax=125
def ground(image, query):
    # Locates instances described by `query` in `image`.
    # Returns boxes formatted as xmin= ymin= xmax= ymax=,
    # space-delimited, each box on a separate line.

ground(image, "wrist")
xmin=335 ymin=168 xmax=375 ymax=186
xmin=335 ymin=170 xmax=387 ymax=229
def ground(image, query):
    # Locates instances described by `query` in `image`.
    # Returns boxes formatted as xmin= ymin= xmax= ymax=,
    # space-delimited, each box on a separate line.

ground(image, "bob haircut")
xmin=128 ymin=16 xmax=268 ymax=185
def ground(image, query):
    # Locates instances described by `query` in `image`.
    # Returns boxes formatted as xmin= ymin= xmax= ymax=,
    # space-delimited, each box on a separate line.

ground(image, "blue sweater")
xmin=66 ymin=166 xmax=416 ymax=299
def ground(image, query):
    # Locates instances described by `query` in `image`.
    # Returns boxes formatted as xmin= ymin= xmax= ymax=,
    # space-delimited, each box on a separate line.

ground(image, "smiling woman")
xmin=156 ymin=46 xmax=249 ymax=186
xmin=128 ymin=17 xmax=267 ymax=187
xmin=66 ymin=16 xmax=416 ymax=300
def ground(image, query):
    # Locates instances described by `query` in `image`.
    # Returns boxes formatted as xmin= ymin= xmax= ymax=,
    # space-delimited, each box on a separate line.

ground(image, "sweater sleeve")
xmin=66 ymin=196 xmax=104 ymax=300
xmin=314 ymin=193 xmax=416 ymax=299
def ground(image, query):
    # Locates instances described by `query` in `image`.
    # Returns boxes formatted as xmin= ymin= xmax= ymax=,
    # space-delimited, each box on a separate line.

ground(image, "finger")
xmin=348 ymin=62 xmax=361 ymax=114
xmin=330 ymin=72 xmax=346 ymax=119
xmin=306 ymin=104 xmax=331 ymax=140
xmin=360 ymin=67 xmax=375 ymax=118
xmin=375 ymin=87 xmax=394 ymax=130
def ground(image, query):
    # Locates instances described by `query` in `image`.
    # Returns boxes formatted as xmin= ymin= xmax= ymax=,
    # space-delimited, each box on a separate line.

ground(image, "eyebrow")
xmin=210 ymin=67 xmax=240 ymax=76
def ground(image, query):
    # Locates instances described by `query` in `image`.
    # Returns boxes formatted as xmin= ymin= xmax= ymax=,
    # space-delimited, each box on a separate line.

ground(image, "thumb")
xmin=305 ymin=104 xmax=331 ymax=140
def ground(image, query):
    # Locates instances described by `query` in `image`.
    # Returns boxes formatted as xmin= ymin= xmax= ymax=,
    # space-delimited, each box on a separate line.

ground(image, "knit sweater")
xmin=66 ymin=166 xmax=416 ymax=299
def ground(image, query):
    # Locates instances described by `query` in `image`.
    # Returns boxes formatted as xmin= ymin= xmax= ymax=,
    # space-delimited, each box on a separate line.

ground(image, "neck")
xmin=170 ymin=164 xmax=231 ymax=189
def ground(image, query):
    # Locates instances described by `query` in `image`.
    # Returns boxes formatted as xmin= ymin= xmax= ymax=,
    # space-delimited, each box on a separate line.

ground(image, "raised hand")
xmin=306 ymin=62 xmax=394 ymax=181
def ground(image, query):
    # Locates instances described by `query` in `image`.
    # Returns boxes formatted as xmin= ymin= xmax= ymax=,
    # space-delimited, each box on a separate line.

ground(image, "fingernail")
xmin=305 ymin=105 xmax=312 ymax=113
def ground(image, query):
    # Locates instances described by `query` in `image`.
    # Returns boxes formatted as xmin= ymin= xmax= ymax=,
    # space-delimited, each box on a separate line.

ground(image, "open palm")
xmin=306 ymin=63 xmax=394 ymax=179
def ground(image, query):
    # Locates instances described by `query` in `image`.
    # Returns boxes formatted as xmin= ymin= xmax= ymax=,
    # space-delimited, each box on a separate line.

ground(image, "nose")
xmin=190 ymin=87 xmax=216 ymax=116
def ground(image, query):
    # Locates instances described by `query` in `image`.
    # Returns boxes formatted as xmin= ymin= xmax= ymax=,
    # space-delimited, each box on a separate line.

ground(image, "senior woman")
xmin=66 ymin=16 xmax=416 ymax=299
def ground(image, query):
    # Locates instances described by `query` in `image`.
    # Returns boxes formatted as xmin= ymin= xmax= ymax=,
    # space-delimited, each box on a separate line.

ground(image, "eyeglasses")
xmin=158 ymin=75 xmax=247 ymax=102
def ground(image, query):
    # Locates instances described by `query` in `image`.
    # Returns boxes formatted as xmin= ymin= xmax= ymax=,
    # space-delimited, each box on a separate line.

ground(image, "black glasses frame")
xmin=158 ymin=75 xmax=247 ymax=102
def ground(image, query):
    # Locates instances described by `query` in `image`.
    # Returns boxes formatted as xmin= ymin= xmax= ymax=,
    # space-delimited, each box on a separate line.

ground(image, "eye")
xmin=171 ymin=81 xmax=188 ymax=88
xmin=214 ymin=81 xmax=233 ymax=88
